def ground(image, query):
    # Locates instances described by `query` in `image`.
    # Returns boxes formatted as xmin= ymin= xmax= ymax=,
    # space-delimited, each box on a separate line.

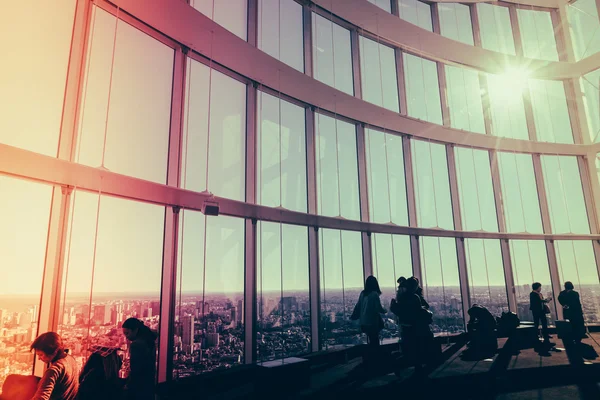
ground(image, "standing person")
xmin=30 ymin=332 xmax=79 ymax=400
xmin=558 ymin=281 xmax=586 ymax=343
xmin=414 ymin=277 xmax=430 ymax=310
xmin=122 ymin=318 xmax=157 ymax=400
xmin=529 ymin=282 xmax=553 ymax=343
xmin=351 ymin=276 xmax=386 ymax=364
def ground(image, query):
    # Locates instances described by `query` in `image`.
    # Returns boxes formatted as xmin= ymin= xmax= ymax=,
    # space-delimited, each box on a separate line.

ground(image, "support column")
xmin=500 ymin=239 xmax=518 ymax=314
xmin=403 ymin=136 xmax=422 ymax=281
xmin=581 ymin=155 xmax=600 ymax=234
xmin=456 ymin=238 xmax=472 ymax=323
xmin=432 ymin=4 xmax=451 ymax=128
xmin=303 ymin=2 xmax=314 ymax=77
xmin=244 ymin=219 xmax=257 ymax=364
xmin=489 ymin=151 xmax=507 ymax=233
xmin=546 ymin=240 xmax=564 ymax=321
xmin=357 ymin=124 xmax=373 ymax=278
xmin=396 ymin=49 xmax=408 ymax=116
xmin=350 ymin=29 xmax=362 ymax=99
xmin=508 ymin=6 xmax=524 ymax=57
xmin=309 ymin=226 xmax=321 ymax=352
xmin=247 ymin=0 xmax=258 ymax=47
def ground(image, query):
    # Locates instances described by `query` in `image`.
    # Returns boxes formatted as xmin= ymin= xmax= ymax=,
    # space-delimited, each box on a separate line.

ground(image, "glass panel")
xmin=510 ymin=240 xmax=555 ymax=324
xmin=567 ymin=0 xmax=600 ymax=61
xmin=315 ymin=114 xmax=360 ymax=220
xmin=541 ymin=156 xmax=590 ymax=234
xmin=181 ymin=60 xmax=246 ymax=201
xmin=477 ymin=3 xmax=516 ymax=55
xmin=420 ymin=237 xmax=464 ymax=335
xmin=465 ymin=239 xmax=508 ymax=316
xmin=0 ymin=177 xmax=52 ymax=387
xmin=257 ymin=222 xmax=310 ymax=362
xmin=581 ymin=68 xmax=600 ymax=142
xmin=257 ymin=92 xmax=307 ymax=213
xmin=173 ymin=212 xmax=245 ymax=377
xmin=365 ymin=129 xmax=408 ymax=225
xmin=397 ymin=0 xmax=433 ymax=31
xmin=76 ymin=8 xmax=174 ymax=184
xmin=403 ymin=54 xmax=443 ymax=125
xmin=555 ymin=241 xmax=600 ymax=323
xmin=191 ymin=0 xmax=248 ymax=41
xmin=1 ymin=1 xmax=75 ymax=156
xmin=486 ymin=73 xmax=529 ymax=140
xmin=59 ymin=192 xmax=165 ymax=371
xmin=497 ymin=152 xmax=543 ymax=234
xmin=368 ymin=0 xmax=392 ymax=13
xmin=359 ymin=37 xmax=400 ymax=112
xmin=371 ymin=234 xmax=412 ymax=343
xmin=528 ymin=79 xmax=573 ymax=144
xmin=455 ymin=147 xmax=498 ymax=232
xmin=517 ymin=9 xmax=559 ymax=61
xmin=319 ymin=229 xmax=364 ymax=349
xmin=439 ymin=3 xmax=474 ymax=46
xmin=312 ymin=14 xmax=354 ymax=96
xmin=412 ymin=140 xmax=454 ymax=230
xmin=258 ymin=0 xmax=304 ymax=72
xmin=445 ymin=65 xmax=485 ymax=134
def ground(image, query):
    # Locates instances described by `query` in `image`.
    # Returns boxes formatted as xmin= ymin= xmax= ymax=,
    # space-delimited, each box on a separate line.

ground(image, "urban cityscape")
xmin=2 ymin=284 xmax=600 ymax=387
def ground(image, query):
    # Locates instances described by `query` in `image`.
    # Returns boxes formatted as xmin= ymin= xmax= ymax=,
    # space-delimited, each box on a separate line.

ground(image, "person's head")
xmin=564 ymin=281 xmax=574 ymax=291
xmin=397 ymin=276 xmax=406 ymax=285
xmin=404 ymin=277 xmax=419 ymax=294
xmin=532 ymin=282 xmax=542 ymax=292
xmin=364 ymin=276 xmax=382 ymax=295
xmin=122 ymin=318 xmax=144 ymax=341
xmin=31 ymin=332 xmax=63 ymax=363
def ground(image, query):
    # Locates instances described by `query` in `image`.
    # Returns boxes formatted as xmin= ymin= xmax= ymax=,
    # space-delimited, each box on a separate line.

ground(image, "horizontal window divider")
xmin=2 ymin=142 xmax=599 ymax=242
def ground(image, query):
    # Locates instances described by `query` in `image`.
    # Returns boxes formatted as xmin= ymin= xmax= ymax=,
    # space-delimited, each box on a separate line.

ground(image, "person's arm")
xmin=377 ymin=295 xmax=386 ymax=314
xmin=31 ymin=364 xmax=60 ymax=400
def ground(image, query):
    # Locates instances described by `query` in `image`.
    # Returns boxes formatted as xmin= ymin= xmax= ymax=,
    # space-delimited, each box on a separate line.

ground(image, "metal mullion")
xmin=437 ymin=62 xmax=452 ymax=128
xmin=479 ymin=73 xmax=495 ymax=136
xmin=551 ymin=7 xmax=573 ymax=62
xmin=391 ymin=0 xmax=400 ymax=17
xmin=244 ymin=219 xmax=257 ymax=364
xmin=446 ymin=145 xmax=463 ymax=231
xmin=500 ymin=239 xmax=518 ymax=314
xmin=523 ymin=85 xmax=539 ymax=142
xmin=508 ymin=5 xmax=524 ymax=57
xmin=456 ymin=238 xmax=472 ymax=327
xmin=403 ymin=136 xmax=422 ymax=281
xmin=470 ymin=3 xmax=483 ymax=48
xmin=308 ymin=226 xmax=321 ymax=351
xmin=532 ymin=154 xmax=553 ymax=234
xmin=489 ymin=150 xmax=508 ymax=233
xmin=35 ymin=186 xmax=72 ymax=377
xmin=311 ymin=4 xmax=356 ymax=31
xmin=396 ymin=49 xmax=408 ymax=115
xmin=186 ymin=50 xmax=252 ymax=86
xmin=303 ymin=2 xmax=314 ymax=77
xmin=564 ymin=78 xmax=588 ymax=145
xmin=357 ymin=124 xmax=373 ymax=277
xmin=546 ymin=240 xmax=564 ymax=320
xmin=248 ymin=0 xmax=258 ymax=47
xmin=580 ymin=155 xmax=600 ymax=234
xmin=351 ymin=29 xmax=363 ymax=99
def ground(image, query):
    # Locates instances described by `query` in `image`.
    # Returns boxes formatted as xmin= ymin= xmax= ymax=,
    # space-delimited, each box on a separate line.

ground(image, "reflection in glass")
xmin=59 ymin=192 xmax=164 ymax=372
xmin=315 ymin=114 xmax=360 ymax=220
xmin=181 ymin=59 xmax=246 ymax=201
xmin=1 ymin=1 xmax=75 ymax=157
xmin=191 ymin=0 xmax=248 ymax=40
xmin=455 ymin=147 xmax=498 ymax=232
xmin=256 ymin=223 xmax=310 ymax=362
xmin=477 ymin=3 xmax=516 ymax=55
xmin=420 ymin=237 xmax=464 ymax=334
xmin=319 ymin=229 xmax=364 ymax=349
xmin=0 ymin=177 xmax=52 ymax=387
xmin=541 ymin=156 xmax=589 ymax=234
xmin=397 ymin=0 xmax=433 ymax=31
xmin=258 ymin=0 xmax=304 ymax=72
xmin=581 ymin=68 xmax=600 ymax=142
xmin=510 ymin=240 xmax=554 ymax=323
xmin=412 ymin=140 xmax=454 ymax=230
xmin=445 ymin=66 xmax=485 ymax=134
xmin=528 ymin=79 xmax=573 ymax=144
xmin=365 ymin=129 xmax=408 ymax=225
xmin=174 ymin=212 xmax=244 ymax=377
xmin=464 ymin=239 xmax=508 ymax=316
xmin=438 ymin=3 xmax=474 ymax=46
xmin=371 ymin=234 xmax=412 ymax=342
xmin=486 ymin=73 xmax=529 ymax=140
xmin=517 ymin=9 xmax=558 ymax=61
xmin=359 ymin=37 xmax=399 ymax=112
xmin=257 ymin=92 xmax=307 ymax=213
xmin=497 ymin=152 xmax=543 ymax=234
xmin=555 ymin=241 xmax=600 ymax=323
xmin=567 ymin=0 xmax=600 ymax=61
xmin=312 ymin=14 xmax=354 ymax=96
xmin=76 ymin=7 xmax=174 ymax=184
xmin=403 ymin=54 xmax=443 ymax=125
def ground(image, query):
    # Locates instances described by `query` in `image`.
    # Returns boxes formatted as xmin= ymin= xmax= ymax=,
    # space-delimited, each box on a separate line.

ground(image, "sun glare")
xmin=488 ymin=66 xmax=531 ymax=104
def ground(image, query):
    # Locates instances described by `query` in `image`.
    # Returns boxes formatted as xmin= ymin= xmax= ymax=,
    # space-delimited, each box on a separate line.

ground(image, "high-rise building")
xmin=181 ymin=315 xmax=195 ymax=354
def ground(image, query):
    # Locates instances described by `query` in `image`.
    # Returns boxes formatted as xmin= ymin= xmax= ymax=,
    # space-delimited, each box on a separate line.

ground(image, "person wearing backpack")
xmin=351 ymin=276 xmax=386 ymax=365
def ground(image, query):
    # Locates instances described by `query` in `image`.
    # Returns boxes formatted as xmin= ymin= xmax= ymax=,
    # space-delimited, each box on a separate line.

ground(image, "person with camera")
xmin=391 ymin=277 xmax=433 ymax=375
xmin=529 ymin=282 xmax=553 ymax=344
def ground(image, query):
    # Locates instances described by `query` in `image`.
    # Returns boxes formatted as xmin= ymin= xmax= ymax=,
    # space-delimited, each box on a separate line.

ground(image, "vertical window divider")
xmin=402 ymin=137 xmax=422 ymax=281
xmin=303 ymin=2 xmax=314 ymax=77
xmin=579 ymin=155 xmax=600 ymax=234
xmin=357 ymin=124 xmax=373 ymax=278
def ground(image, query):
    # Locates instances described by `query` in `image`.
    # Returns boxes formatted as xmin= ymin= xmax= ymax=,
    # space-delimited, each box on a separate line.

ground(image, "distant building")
xmin=182 ymin=315 xmax=194 ymax=354
xmin=206 ymin=333 xmax=220 ymax=348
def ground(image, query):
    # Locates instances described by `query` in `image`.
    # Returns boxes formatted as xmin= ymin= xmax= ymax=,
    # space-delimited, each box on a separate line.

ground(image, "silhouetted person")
xmin=122 ymin=318 xmax=157 ymax=400
xmin=78 ymin=346 xmax=122 ymax=400
xmin=414 ymin=277 xmax=430 ymax=310
xmin=30 ymin=332 xmax=79 ymax=400
xmin=530 ymin=282 xmax=552 ymax=343
xmin=352 ymin=276 xmax=386 ymax=349
xmin=395 ymin=277 xmax=433 ymax=374
xmin=464 ymin=304 xmax=498 ymax=359
xmin=395 ymin=276 xmax=407 ymax=303
xmin=558 ymin=281 xmax=586 ymax=343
